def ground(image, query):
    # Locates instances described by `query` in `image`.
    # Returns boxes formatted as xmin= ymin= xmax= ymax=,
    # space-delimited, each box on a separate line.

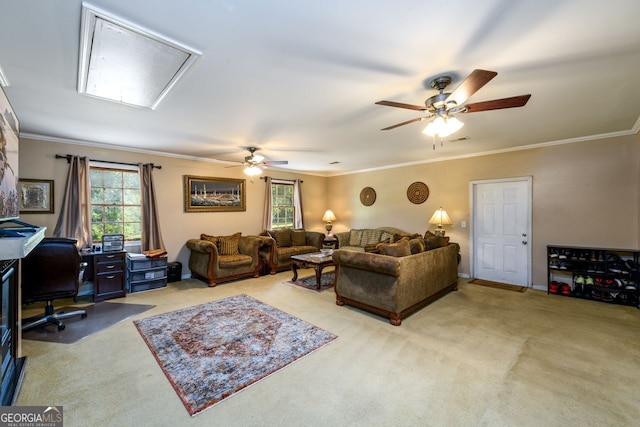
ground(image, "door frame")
xmin=469 ymin=176 xmax=533 ymax=287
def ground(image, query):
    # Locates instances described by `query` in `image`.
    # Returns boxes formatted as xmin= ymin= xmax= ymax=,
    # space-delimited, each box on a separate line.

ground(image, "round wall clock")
xmin=360 ymin=187 xmax=376 ymax=206
xmin=407 ymin=182 xmax=429 ymax=204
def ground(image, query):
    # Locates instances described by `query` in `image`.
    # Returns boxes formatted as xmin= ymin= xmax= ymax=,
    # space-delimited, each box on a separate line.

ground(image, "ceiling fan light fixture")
xmin=243 ymin=164 xmax=262 ymax=176
xmin=422 ymin=115 xmax=464 ymax=138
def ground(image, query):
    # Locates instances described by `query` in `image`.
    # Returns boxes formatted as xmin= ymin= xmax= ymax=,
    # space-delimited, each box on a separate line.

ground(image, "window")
xmin=90 ymin=166 xmax=141 ymax=242
xmin=271 ymin=182 xmax=294 ymax=229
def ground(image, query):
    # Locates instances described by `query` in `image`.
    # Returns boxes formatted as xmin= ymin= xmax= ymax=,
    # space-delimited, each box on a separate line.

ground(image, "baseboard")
xmin=458 ymin=273 xmax=470 ymax=279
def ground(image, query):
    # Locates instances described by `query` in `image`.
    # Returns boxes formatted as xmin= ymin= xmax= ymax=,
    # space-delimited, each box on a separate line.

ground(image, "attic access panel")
xmin=78 ymin=5 xmax=201 ymax=109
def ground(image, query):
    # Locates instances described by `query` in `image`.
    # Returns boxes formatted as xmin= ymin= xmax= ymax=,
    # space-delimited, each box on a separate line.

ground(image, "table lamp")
xmin=429 ymin=207 xmax=452 ymax=236
xmin=322 ymin=209 xmax=337 ymax=239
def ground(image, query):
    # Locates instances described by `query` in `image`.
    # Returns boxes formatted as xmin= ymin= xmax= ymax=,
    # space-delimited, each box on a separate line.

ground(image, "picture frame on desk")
xmin=19 ymin=179 xmax=54 ymax=214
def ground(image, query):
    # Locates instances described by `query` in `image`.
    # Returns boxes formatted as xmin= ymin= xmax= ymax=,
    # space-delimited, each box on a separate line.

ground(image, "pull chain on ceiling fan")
xmin=375 ymin=69 xmax=531 ymax=149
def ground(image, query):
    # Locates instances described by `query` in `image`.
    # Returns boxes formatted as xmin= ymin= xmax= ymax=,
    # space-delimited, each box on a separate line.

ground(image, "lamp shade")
xmin=429 ymin=208 xmax=452 ymax=226
xmin=322 ymin=209 xmax=337 ymax=223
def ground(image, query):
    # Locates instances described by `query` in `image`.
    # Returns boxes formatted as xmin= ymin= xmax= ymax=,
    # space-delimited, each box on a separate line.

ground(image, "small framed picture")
xmin=19 ymin=179 xmax=54 ymax=214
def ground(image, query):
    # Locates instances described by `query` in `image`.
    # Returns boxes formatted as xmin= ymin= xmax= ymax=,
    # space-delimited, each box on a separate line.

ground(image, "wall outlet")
xmin=461 ymin=220 xmax=467 ymax=228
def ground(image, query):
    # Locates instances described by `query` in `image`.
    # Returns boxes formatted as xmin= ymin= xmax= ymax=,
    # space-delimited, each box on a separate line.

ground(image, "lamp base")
xmin=433 ymin=228 xmax=446 ymax=237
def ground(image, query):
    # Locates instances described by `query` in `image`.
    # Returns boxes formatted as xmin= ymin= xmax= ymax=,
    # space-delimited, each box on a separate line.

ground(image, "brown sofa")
xmin=258 ymin=229 xmax=324 ymax=274
xmin=334 ymin=226 xmax=414 ymax=252
xmin=332 ymin=242 xmax=460 ymax=325
xmin=186 ymin=233 xmax=263 ymax=286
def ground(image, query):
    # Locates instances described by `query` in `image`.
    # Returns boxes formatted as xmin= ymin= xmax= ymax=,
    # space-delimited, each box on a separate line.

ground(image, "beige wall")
xmin=18 ymin=133 xmax=639 ymax=287
xmin=327 ymin=134 xmax=639 ymax=287
xmin=18 ymin=138 xmax=328 ymax=277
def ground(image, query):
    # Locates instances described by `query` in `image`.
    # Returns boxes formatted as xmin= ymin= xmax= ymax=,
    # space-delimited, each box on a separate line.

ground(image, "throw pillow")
xmin=408 ymin=237 xmax=426 ymax=254
xmin=217 ymin=232 xmax=241 ymax=255
xmin=378 ymin=239 xmax=411 ymax=257
xmin=349 ymin=229 xmax=364 ymax=246
xmin=361 ymin=229 xmax=383 ymax=246
xmin=291 ymin=229 xmax=307 ymax=246
xmin=393 ymin=233 xmax=420 ymax=243
xmin=200 ymin=234 xmax=218 ymax=246
xmin=424 ymin=231 xmax=448 ymax=250
xmin=380 ymin=231 xmax=393 ymax=243
xmin=269 ymin=229 xmax=292 ymax=247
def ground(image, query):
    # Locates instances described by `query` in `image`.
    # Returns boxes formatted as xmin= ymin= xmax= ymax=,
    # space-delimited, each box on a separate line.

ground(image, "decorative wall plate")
xmin=360 ymin=187 xmax=376 ymax=206
xmin=407 ymin=182 xmax=429 ymax=204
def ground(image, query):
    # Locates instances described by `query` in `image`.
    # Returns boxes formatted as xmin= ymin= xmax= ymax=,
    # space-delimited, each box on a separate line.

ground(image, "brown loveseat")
xmin=186 ymin=233 xmax=263 ymax=286
xmin=258 ymin=229 xmax=324 ymax=274
xmin=332 ymin=240 xmax=460 ymax=325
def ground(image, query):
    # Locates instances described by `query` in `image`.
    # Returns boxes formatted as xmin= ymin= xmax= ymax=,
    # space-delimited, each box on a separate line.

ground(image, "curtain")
xmin=53 ymin=155 xmax=92 ymax=248
xmin=139 ymin=163 xmax=165 ymax=251
xmin=293 ymin=179 xmax=304 ymax=229
xmin=262 ymin=176 xmax=272 ymax=231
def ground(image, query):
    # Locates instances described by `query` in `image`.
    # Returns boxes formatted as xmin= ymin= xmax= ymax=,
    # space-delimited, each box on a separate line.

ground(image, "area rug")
xmin=22 ymin=302 xmax=156 ymax=344
xmin=469 ymin=278 xmax=527 ymax=293
xmin=134 ymin=294 xmax=337 ymax=416
xmin=287 ymin=271 xmax=335 ymax=292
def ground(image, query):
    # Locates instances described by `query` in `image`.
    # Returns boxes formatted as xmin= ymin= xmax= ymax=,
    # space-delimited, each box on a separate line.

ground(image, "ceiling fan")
xmin=227 ymin=147 xmax=289 ymax=176
xmin=376 ymin=69 xmax=531 ymax=146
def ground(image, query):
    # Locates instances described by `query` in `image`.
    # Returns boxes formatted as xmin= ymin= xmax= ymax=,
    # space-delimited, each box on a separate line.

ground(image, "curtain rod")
xmin=55 ymin=154 xmax=161 ymax=169
xmin=260 ymin=176 xmax=303 ymax=183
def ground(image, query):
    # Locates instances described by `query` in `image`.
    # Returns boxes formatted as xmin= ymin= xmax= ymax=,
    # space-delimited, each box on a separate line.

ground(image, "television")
xmin=0 ymin=86 xmax=19 ymax=222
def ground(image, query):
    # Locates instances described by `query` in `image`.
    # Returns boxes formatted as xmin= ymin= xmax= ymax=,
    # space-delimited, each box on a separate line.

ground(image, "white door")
xmin=472 ymin=178 xmax=531 ymax=286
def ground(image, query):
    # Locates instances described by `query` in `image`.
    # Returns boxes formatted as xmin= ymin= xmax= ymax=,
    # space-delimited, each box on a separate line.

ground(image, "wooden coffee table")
xmin=290 ymin=252 xmax=335 ymax=290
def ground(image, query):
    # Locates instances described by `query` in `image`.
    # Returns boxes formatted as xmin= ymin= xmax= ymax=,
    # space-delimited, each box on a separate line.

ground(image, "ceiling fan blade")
xmin=461 ymin=94 xmax=531 ymax=113
xmin=224 ymin=164 xmax=242 ymax=168
xmin=446 ymin=69 xmax=497 ymax=107
xmin=375 ymin=100 xmax=426 ymax=111
xmin=381 ymin=117 xmax=425 ymax=130
xmin=264 ymin=160 xmax=288 ymax=165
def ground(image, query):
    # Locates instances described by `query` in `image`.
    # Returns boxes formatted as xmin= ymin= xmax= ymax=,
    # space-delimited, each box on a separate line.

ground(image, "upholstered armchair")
xmin=258 ymin=229 xmax=324 ymax=274
xmin=186 ymin=233 xmax=263 ymax=286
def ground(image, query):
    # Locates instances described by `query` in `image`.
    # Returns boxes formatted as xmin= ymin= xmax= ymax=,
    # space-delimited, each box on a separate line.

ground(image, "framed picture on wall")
xmin=19 ymin=179 xmax=54 ymax=214
xmin=184 ymin=175 xmax=246 ymax=212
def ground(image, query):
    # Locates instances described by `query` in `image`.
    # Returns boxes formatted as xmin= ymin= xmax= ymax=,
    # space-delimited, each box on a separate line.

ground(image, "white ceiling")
xmin=1 ymin=0 xmax=640 ymax=176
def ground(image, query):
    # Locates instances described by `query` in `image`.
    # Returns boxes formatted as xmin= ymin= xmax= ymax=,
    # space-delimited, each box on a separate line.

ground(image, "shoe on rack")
xmin=549 ymin=249 xmax=559 ymax=258
xmin=604 ymin=278 xmax=615 ymax=288
xmin=594 ymin=277 xmax=604 ymax=287
xmin=573 ymin=276 xmax=584 ymax=297
xmin=558 ymin=261 xmax=569 ymax=270
xmin=558 ymin=250 xmax=568 ymax=260
xmin=600 ymin=292 xmax=613 ymax=302
xmin=548 ymin=281 xmax=560 ymax=294
xmin=559 ymin=282 xmax=572 ymax=296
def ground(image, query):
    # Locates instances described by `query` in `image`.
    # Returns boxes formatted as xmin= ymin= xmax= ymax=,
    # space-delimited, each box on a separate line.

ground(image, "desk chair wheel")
xmin=81 ymin=313 xmax=87 ymax=318
xmin=58 ymin=324 xmax=65 ymax=331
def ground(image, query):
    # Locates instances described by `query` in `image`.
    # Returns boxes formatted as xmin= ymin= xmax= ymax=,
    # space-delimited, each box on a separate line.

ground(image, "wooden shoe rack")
xmin=547 ymin=245 xmax=639 ymax=307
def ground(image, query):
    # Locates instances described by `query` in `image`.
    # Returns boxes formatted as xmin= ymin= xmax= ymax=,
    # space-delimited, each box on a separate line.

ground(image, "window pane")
xmin=91 ymin=206 xmax=104 ymax=222
xmin=125 ymin=222 xmax=141 ymax=240
xmin=104 ymin=188 xmax=122 ymax=204
xmin=123 ymin=206 xmax=141 ymax=222
xmin=123 ymin=189 xmax=140 ymax=205
xmin=91 ymin=224 xmax=103 ymax=242
xmin=123 ymin=172 xmax=139 ymax=189
xmin=91 ymin=187 xmax=104 ymax=204
xmin=103 ymin=170 xmax=122 ymax=187
xmin=90 ymin=169 xmax=103 ymax=187
xmin=104 ymin=223 xmax=123 ymax=235
xmin=105 ymin=206 xmax=123 ymax=221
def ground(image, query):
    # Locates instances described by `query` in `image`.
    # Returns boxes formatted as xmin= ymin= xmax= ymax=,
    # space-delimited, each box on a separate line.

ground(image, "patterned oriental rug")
xmin=134 ymin=294 xmax=337 ymax=416
xmin=287 ymin=271 xmax=335 ymax=292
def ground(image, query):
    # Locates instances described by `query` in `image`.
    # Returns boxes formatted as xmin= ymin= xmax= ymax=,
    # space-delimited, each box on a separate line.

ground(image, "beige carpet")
xmin=16 ymin=271 xmax=640 ymax=426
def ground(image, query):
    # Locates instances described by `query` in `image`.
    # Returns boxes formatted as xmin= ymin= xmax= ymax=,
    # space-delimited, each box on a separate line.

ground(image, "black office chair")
xmin=21 ymin=237 xmax=88 ymax=331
